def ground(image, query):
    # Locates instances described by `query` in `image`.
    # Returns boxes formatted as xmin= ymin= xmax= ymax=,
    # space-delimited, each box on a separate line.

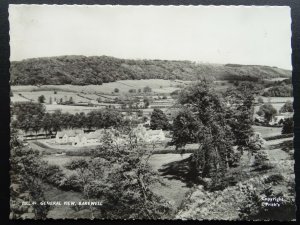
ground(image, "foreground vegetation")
xmin=10 ymin=79 xmax=295 ymax=220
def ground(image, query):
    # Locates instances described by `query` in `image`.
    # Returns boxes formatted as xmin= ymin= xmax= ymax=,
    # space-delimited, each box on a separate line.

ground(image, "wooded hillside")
xmin=10 ymin=55 xmax=292 ymax=85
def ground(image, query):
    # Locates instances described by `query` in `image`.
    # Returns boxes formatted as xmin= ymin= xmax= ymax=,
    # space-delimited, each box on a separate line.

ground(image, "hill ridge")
xmin=10 ymin=55 xmax=291 ymax=85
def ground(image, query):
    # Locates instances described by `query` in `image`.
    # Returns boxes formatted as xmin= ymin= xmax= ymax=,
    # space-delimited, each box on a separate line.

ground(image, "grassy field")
xmin=11 ymin=78 xmax=233 ymax=102
xmin=257 ymin=97 xmax=293 ymax=104
xmin=45 ymin=104 xmax=106 ymax=114
xmin=11 ymin=79 xmax=186 ymax=95
xmin=253 ymin=125 xmax=282 ymax=138
xmin=42 ymin=155 xmax=87 ymax=167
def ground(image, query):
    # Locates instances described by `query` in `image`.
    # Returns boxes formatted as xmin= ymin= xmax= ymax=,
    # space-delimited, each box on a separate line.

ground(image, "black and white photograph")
xmin=9 ymin=5 xmax=295 ymax=220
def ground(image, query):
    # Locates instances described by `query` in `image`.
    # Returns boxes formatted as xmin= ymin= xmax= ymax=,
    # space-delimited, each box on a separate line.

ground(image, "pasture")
xmin=45 ymin=104 xmax=106 ymax=114
xmin=11 ymin=79 xmax=188 ymax=95
xmin=253 ymin=125 xmax=282 ymax=138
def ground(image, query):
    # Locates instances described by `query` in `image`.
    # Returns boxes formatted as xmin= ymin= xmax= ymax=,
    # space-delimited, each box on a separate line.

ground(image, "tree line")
xmin=11 ymin=102 xmax=124 ymax=135
xmin=262 ymin=85 xmax=292 ymax=97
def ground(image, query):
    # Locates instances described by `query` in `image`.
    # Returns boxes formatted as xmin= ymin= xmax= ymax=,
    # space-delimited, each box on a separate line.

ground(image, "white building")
xmin=146 ymin=129 xmax=166 ymax=143
xmin=72 ymin=130 xmax=105 ymax=147
xmin=55 ymin=130 xmax=84 ymax=143
xmin=131 ymin=124 xmax=166 ymax=144
xmin=269 ymin=113 xmax=293 ymax=125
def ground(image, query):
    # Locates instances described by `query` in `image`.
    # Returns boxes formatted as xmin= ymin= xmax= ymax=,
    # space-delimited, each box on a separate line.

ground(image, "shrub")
xmin=257 ymin=97 xmax=264 ymax=104
xmin=238 ymin=184 xmax=268 ymax=220
xmin=239 ymin=186 xmax=295 ymax=221
xmin=264 ymin=174 xmax=284 ymax=185
xmin=252 ymin=151 xmax=273 ymax=171
xmin=60 ymin=174 xmax=82 ymax=192
xmin=66 ymin=149 xmax=93 ymax=156
xmin=248 ymin=132 xmax=266 ymax=152
xmin=40 ymin=164 xmax=65 ymax=187
xmin=65 ymin=159 xmax=89 ymax=171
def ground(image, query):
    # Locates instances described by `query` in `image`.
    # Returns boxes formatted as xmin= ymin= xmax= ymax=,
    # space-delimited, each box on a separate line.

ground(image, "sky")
xmin=9 ymin=5 xmax=292 ymax=70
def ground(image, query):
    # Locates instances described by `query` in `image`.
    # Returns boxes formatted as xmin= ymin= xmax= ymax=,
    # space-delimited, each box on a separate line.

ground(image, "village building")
xmin=132 ymin=124 xmax=166 ymax=144
xmin=72 ymin=130 xmax=105 ymax=147
xmin=269 ymin=112 xmax=293 ymax=125
xmin=55 ymin=129 xmax=84 ymax=144
xmin=146 ymin=129 xmax=166 ymax=143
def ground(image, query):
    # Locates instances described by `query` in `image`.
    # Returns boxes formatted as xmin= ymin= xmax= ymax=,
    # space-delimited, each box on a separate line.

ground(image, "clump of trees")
xmin=170 ymin=81 xmax=258 ymax=187
xmin=257 ymin=103 xmax=277 ymax=123
xmin=279 ymin=100 xmax=293 ymax=113
xmin=150 ymin=108 xmax=170 ymax=130
xmin=129 ymin=89 xmax=137 ymax=93
xmin=143 ymin=86 xmax=152 ymax=93
xmin=171 ymin=81 xmax=239 ymax=184
xmin=263 ymin=85 xmax=292 ymax=97
xmin=11 ymin=102 xmax=124 ymax=135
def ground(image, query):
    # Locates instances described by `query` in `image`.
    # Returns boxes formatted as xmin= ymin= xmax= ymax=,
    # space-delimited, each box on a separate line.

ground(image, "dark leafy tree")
xmin=69 ymin=97 xmax=74 ymax=104
xmin=38 ymin=95 xmax=45 ymax=103
xmin=143 ymin=98 xmax=150 ymax=108
xmin=223 ymin=87 xmax=255 ymax=153
xmin=280 ymin=100 xmax=293 ymax=113
xmin=150 ymin=108 xmax=169 ymax=130
xmin=174 ymin=81 xmax=236 ymax=180
xmin=50 ymin=109 xmax=63 ymax=133
xmin=171 ymin=108 xmax=202 ymax=150
xmin=282 ymin=118 xmax=293 ymax=134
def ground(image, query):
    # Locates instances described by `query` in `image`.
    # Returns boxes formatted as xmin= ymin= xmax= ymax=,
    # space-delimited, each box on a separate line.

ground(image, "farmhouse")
xmin=55 ymin=130 xmax=84 ymax=144
xmin=270 ymin=112 xmax=293 ymax=125
xmin=146 ymin=129 xmax=166 ymax=143
xmin=132 ymin=124 xmax=166 ymax=143
xmin=72 ymin=130 xmax=105 ymax=147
